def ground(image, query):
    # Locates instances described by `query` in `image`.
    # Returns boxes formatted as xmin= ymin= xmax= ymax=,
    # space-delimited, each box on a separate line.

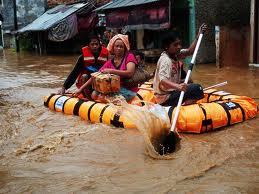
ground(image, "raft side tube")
xmin=44 ymin=92 xmax=258 ymax=133
xmin=168 ymin=99 xmax=257 ymax=133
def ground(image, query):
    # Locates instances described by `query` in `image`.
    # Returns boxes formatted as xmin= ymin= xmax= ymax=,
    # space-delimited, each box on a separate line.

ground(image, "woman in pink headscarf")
xmin=73 ymin=34 xmax=138 ymax=102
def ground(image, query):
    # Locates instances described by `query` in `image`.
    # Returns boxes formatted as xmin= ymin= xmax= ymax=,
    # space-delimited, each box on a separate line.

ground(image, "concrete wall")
xmin=2 ymin=0 xmax=14 ymax=30
xmin=219 ymin=26 xmax=250 ymax=67
xmin=2 ymin=0 xmax=46 ymax=48
xmin=2 ymin=0 xmax=46 ymax=29
xmin=195 ymin=0 xmax=251 ymax=64
xmin=17 ymin=0 xmax=46 ymax=28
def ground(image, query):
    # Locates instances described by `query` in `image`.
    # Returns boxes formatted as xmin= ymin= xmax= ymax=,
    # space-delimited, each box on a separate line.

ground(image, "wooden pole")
xmin=250 ymin=0 xmax=255 ymax=64
xmin=256 ymin=0 xmax=259 ymax=63
xmin=38 ymin=32 xmax=42 ymax=55
xmin=215 ymin=26 xmax=220 ymax=68
xmin=0 ymin=21 xmax=4 ymax=48
xmin=13 ymin=0 xmax=19 ymax=52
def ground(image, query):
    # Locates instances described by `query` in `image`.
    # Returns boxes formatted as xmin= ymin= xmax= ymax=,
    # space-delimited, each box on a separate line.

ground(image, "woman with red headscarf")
xmin=73 ymin=34 xmax=138 ymax=102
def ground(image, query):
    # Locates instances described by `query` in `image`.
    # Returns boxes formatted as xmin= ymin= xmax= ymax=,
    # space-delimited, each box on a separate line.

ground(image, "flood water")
xmin=0 ymin=50 xmax=258 ymax=193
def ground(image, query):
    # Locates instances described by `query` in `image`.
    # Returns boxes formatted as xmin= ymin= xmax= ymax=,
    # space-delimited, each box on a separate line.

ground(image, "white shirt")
xmin=153 ymin=52 xmax=184 ymax=104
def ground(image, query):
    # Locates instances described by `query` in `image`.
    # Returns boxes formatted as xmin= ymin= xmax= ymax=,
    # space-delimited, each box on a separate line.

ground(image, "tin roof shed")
xmin=95 ymin=0 xmax=160 ymax=11
xmin=18 ymin=2 xmax=90 ymax=33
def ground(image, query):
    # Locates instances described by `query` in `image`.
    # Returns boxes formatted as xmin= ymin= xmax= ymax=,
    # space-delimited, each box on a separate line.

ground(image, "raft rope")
xmin=111 ymin=114 xmax=124 ymax=128
xmin=136 ymin=93 xmax=145 ymax=106
xmin=232 ymin=101 xmax=246 ymax=122
xmin=44 ymin=93 xmax=56 ymax=107
xmin=62 ymin=97 xmax=72 ymax=112
xmin=199 ymin=104 xmax=213 ymax=132
xmin=206 ymin=91 xmax=219 ymax=102
xmin=99 ymin=105 xmax=109 ymax=123
xmin=73 ymin=99 xmax=85 ymax=116
xmin=218 ymin=101 xmax=246 ymax=126
xmin=87 ymin=102 xmax=98 ymax=120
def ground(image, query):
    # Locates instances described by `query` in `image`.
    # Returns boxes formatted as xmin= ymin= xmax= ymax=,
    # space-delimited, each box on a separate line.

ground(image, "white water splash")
xmin=120 ymin=102 xmax=176 ymax=159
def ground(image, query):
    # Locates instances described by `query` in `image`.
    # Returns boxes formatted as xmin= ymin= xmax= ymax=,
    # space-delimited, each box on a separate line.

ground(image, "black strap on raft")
xmin=199 ymin=105 xmax=213 ymax=132
xmin=73 ymin=99 xmax=85 ymax=116
xmin=136 ymin=93 xmax=145 ymax=106
xmin=53 ymin=96 xmax=64 ymax=111
xmin=87 ymin=102 xmax=98 ymax=120
xmin=206 ymin=91 xmax=219 ymax=102
xmin=110 ymin=113 xmax=124 ymax=128
xmin=99 ymin=105 xmax=109 ymax=123
xmin=231 ymin=101 xmax=246 ymax=122
xmin=218 ymin=102 xmax=232 ymax=126
xmin=62 ymin=97 xmax=71 ymax=113
xmin=218 ymin=101 xmax=246 ymax=126
xmin=44 ymin=93 xmax=56 ymax=107
xmin=218 ymin=94 xmax=231 ymax=101
xmin=218 ymin=102 xmax=233 ymax=126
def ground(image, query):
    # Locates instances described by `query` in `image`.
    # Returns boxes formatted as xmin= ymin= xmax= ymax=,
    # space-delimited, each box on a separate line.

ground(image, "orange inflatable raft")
xmin=44 ymin=84 xmax=258 ymax=133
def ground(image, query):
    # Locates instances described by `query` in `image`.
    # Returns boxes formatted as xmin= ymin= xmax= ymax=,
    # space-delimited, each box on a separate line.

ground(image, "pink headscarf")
xmin=107 ymin=34 xmax=130 ymax=54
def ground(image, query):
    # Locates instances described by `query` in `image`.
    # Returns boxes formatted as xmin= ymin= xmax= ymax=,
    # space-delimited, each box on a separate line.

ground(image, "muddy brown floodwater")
xmin=0 ymin=50 xmax=258 ymax=193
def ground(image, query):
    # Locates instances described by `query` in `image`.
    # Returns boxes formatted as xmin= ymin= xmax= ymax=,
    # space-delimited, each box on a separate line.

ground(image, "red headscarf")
xmin=107 ymin=34 xmax=130 ymax=54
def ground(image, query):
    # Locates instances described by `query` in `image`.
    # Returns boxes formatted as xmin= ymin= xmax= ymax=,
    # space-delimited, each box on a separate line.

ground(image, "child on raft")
xmin=153 ymin=23 xmax=207 ymax=106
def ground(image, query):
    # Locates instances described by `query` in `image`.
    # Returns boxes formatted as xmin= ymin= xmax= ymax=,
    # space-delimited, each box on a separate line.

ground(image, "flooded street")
xmin=0 ymin=50 xmax=258 ymax=193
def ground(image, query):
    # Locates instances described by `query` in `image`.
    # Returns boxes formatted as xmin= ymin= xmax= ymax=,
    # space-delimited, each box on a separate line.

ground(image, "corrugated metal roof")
xmin=95 ymin=0 xmax=160 ymax=11
xmin=19 ymin=2 xmax=90 ymax=33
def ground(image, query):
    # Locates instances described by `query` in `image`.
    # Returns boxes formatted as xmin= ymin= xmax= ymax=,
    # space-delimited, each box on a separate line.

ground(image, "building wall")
xmin=0 ymin=0 xmax=4 ymax=47
xmin=2 ymin=0 xmax=46 ymax=30
xmin=256 ymin=0 xmax=259 ymax=63
xmin=17 ymin=0 xmax=46 ymax=28
xmin=2 ymin=0 xmax=14 ymax=30
xmin=2 ymin=0 xmax=46 ymax=48
xmin=195 ymin=0 xmax=251 ymax=64
xmin=219 ymin=26 xmax=250 ymax=67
